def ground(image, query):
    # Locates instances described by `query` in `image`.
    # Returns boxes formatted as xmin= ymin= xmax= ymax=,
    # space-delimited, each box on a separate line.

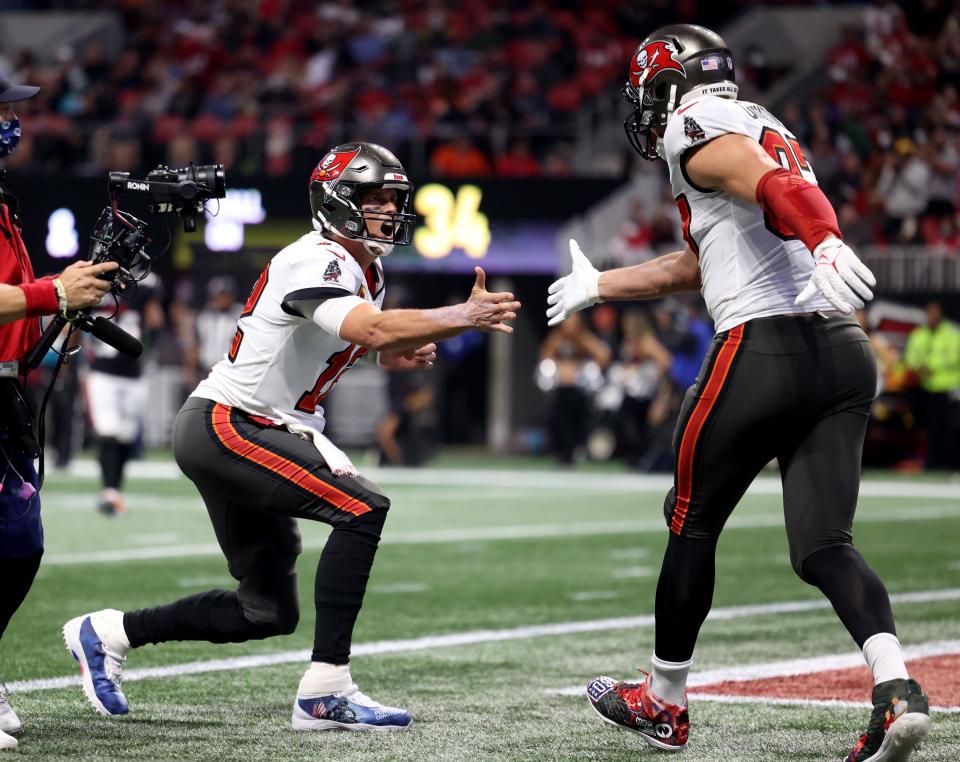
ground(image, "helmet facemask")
xmin=309 ymin=143 xmax=416 ymax=257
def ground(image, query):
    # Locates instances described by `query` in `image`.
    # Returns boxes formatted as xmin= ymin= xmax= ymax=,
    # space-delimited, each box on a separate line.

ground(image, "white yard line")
xmin=40 ymin=504 xmax=960 ymax=566
xmin=8 ymin=588 xmax=960 ymax=695
xmin=56 ymin=461 xmax=960 ymax=499
xmin=551 ymin=638 xmax=960 ymax=708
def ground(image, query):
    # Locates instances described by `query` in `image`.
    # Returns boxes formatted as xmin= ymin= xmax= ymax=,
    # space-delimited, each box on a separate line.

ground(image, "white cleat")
xmin=0 ymin=728 xmax=16 ymax=751
xmin=0 ymin=683 xmax=20 ymax=735
xmin=62 ymin=611 xmax=130 ymax=716
xmin=292 ymin=684 xmax=412 ymax=732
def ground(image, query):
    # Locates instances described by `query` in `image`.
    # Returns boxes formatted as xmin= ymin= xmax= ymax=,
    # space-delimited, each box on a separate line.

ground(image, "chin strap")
xmin=362 ymin=240 xmax=393 ymax=257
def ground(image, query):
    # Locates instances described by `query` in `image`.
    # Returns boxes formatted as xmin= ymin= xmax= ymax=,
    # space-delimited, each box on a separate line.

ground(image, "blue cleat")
xmin=62 ymin=615 xmax=129 ymax=716
xmin=292 ymin=685 xmax=412 ymax=732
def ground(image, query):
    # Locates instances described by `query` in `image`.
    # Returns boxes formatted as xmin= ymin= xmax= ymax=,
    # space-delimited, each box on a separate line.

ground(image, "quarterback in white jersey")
xmin=194 ymin=231 xmax=388 ymax=464
xmin=549 ymin=24 xmax=931 ymax=762
xmin=64 ymin=143 xmax=521 ymax=733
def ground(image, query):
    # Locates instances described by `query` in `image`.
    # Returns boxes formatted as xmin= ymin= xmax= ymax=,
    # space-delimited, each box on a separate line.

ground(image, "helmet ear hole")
xmin=654 ymin=82 xmax=668 ymax=99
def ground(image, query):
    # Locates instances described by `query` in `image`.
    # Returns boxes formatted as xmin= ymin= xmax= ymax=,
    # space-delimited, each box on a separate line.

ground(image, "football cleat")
xmin=97 ymin=488 xmax=126 ymax=517
xmin=0 ymin=682 xmax=20 ymax=735
xmin=587 ymin=672 xmax=689 ymax=751
xmin=292 ymin=684 xmax=412 ymax=732
xmin=0 ymin=728 xmax=16 ymax=751
xmin=62 ymin=615 xmax=129 ymax=716
xmin=844 ymin=678 xmax=931 ymax=762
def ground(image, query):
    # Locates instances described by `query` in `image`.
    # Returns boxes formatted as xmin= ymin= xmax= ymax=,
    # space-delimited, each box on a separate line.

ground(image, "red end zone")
xmin=691 ymin=654 xmax=960 ymax=710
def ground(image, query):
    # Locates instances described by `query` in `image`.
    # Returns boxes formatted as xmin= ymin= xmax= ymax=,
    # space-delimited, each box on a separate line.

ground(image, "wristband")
xmin=52 ymin=278 xmax=68 ymax=313
xmin=19 ymin=280 xmax=59 ymax=318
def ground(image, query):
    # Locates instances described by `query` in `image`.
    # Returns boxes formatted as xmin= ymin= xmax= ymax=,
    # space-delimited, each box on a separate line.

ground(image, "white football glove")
xmin=546 ymin=239 xmax=601 ymax=326
xmin=795 ymin=237 xmax=876 ymax=313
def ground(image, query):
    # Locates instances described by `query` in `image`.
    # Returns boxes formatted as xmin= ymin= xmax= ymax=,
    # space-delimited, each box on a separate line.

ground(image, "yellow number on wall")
xmin=414 ymin=184 xmax=490 ymax=260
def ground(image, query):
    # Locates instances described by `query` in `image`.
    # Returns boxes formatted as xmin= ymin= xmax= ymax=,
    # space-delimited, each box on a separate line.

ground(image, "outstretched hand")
xmin=545 ymin=239 xmax=601 ymax=326
xmin=465 ymin=267 xmax=521 ymax=334
xmin=379 ymin=343 xmax=437 ymax=370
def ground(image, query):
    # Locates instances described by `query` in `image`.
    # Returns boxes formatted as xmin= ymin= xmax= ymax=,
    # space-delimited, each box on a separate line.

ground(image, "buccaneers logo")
xmin=630 ymin=40 xmax=686 ymax=87
xmin=309 ymin=147 xmax=361 ymax=185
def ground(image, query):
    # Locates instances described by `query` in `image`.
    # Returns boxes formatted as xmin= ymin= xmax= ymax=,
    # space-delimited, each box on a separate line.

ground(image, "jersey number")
xmin=758 ymin=127 xmax=811 ymax=239
xmin=295 ymin=345 xmax=368 ymax=414
xmin=228 ymin=264 xmax=270 ymax=363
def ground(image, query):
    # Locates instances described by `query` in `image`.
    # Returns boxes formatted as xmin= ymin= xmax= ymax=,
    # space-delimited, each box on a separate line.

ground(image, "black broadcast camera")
xmin=25 ymin=163 xmax=227 ymax=369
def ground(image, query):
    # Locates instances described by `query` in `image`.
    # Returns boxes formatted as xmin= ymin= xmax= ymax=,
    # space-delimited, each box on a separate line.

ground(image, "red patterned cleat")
xmin=845 ymin=678 xmax=931 ymax=762
xmin=586 ymin=672 xmax=689 ymax=751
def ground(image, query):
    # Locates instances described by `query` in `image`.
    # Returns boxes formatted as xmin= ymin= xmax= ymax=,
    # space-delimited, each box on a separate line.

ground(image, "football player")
xmin=84 ymin=272 xmax=164 ymax=516
xmin=547 ymin=25 xmax=931 ymax=762
xmin=63 ymin=143 xmax=520 ymax=731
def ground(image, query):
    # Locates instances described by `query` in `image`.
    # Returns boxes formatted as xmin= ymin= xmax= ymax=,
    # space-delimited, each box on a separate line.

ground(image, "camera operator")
xmin=0 ymin=76 xmax=117 ymax=751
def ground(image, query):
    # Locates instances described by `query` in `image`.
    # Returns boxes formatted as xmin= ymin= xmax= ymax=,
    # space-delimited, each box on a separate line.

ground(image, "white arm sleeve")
xmin=289 ymin=296 xmax=368 ymax=338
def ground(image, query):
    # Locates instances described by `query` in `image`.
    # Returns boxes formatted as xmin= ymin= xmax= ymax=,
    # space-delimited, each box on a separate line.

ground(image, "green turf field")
xmin=2 ymin=456 xmax=958 ymax=759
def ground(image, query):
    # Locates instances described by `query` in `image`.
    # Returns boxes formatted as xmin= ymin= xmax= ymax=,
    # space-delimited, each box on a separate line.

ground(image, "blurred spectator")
xmin=925 ymin=126 xmax=959 ymax=218
xmin=430 ymin=136 xmax=492 ymax=177
xmin=903 ymin=301 xmax=960 ymax=469
xmin=539 ymin=311 xmax=612 ymax=464
xmin=375 ymin=370 xmax=437 ymax=467
xmin=873 ymin=138 xmax=931 ymax=243
xmin=607 ymin=200 xmax=655 ymax=267
xmin=493 ymin=139 xmax=541 ymax=177
xmin=616 ymin=310 xmax=672 ymax=468
xmin=183 ymin=276 xmax=243 ymax=389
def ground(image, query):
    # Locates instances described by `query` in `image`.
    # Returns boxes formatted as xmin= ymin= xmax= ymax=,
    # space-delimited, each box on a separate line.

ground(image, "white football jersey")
xmin=194 ymin=231 xmax=385 ymax=433
xmin=662 ymin=95 xmax=832 ymax=332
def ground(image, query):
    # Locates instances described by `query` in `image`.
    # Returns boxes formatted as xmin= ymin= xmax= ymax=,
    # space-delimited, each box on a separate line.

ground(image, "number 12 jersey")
xmin=194 ymin=231 xmax=385 ymax=434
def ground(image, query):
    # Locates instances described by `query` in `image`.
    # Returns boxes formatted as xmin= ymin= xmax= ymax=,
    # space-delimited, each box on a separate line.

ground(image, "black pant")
xmin=655 ymin=313 xmax=897 ymax=661
xmin=123 ymin=398 xmax=390 ymax=664
xmin=0 ymin=553 xmax=42 ymax=642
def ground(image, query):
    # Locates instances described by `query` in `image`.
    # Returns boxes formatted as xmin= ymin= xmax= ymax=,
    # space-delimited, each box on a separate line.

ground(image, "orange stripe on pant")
xmin=209 ymin=403 xmax=371 ymax=518
xmin=670 ymin=324 xmax=745 ymax=535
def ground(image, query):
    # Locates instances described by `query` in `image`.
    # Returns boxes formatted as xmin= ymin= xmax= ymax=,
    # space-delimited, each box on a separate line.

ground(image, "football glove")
xmin=546 ymin=239 xmax=601 ymax=326
xmin=795 ymin=237 xmax=876 ymax=313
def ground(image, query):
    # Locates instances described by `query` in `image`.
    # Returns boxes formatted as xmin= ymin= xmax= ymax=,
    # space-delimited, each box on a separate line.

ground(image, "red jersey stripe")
xmin=209 ymin=403 xmax=371 ymax=517
xmin=671 ymin=324 xmax=745 ymax=534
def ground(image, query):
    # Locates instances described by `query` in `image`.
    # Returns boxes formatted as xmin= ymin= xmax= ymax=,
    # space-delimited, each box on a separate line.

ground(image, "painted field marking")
xmin=609 ymin=548 xmax=649 ymax=560
xmin=611 ymin=566 xmax=654 ymax=579
xmin=41 ymin=504 xmax=960 ymax=566
xmin=552 ymin=638 xmax=960 ymax=697
xmin=176 ymin=576 xmax=233 ymax=589
xmin=684 ymin=693 xmax=959 ymax=714
xmin=55 ymin=460 xmax=960 ymax=500
xmin=9 ymin=588 xmax=960 ymax=695
xmin=368 ymin=582 xmax=429 ymax=594
xmin=569 ymin=591 xmax=622 ymax=602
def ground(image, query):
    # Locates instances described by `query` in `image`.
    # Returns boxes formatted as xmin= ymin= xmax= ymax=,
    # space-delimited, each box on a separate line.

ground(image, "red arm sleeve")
xmin=755 ymin=168 xmax=841 ymax=252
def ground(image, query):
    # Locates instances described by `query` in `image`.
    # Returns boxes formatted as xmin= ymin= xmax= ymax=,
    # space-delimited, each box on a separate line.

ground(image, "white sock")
xmin=297 ymin=662 xmax=352 ymax=698
xmin=650 ymin=654 xmax=691 ymax=706
xmin=90 ymin=609 xmax=131 ymax=656
xmin=862 ymin=632 xmax=908 ymax=685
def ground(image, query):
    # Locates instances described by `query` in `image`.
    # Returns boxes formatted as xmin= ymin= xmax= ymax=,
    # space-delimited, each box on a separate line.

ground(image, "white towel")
xmin=279 ymin=415 xmax=359 ymax=478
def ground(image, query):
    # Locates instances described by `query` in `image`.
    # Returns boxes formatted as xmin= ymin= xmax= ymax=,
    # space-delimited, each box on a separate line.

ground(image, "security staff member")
xmin=0 ymin=75 xmax=117 ymax=751
xmin=904 ymin=301 xmax=960 ymax=469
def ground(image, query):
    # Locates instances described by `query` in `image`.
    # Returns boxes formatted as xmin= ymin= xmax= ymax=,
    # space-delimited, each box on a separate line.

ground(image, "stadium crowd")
xmin=0 ymin=0 xmax=953 ymax=242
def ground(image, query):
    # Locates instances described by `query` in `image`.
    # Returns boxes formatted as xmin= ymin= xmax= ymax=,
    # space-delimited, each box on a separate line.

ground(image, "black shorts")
xmin=663 ymin=312 xmax=877 ymax=572
xmin=172 ymin=397 xmax=389 ymax=616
